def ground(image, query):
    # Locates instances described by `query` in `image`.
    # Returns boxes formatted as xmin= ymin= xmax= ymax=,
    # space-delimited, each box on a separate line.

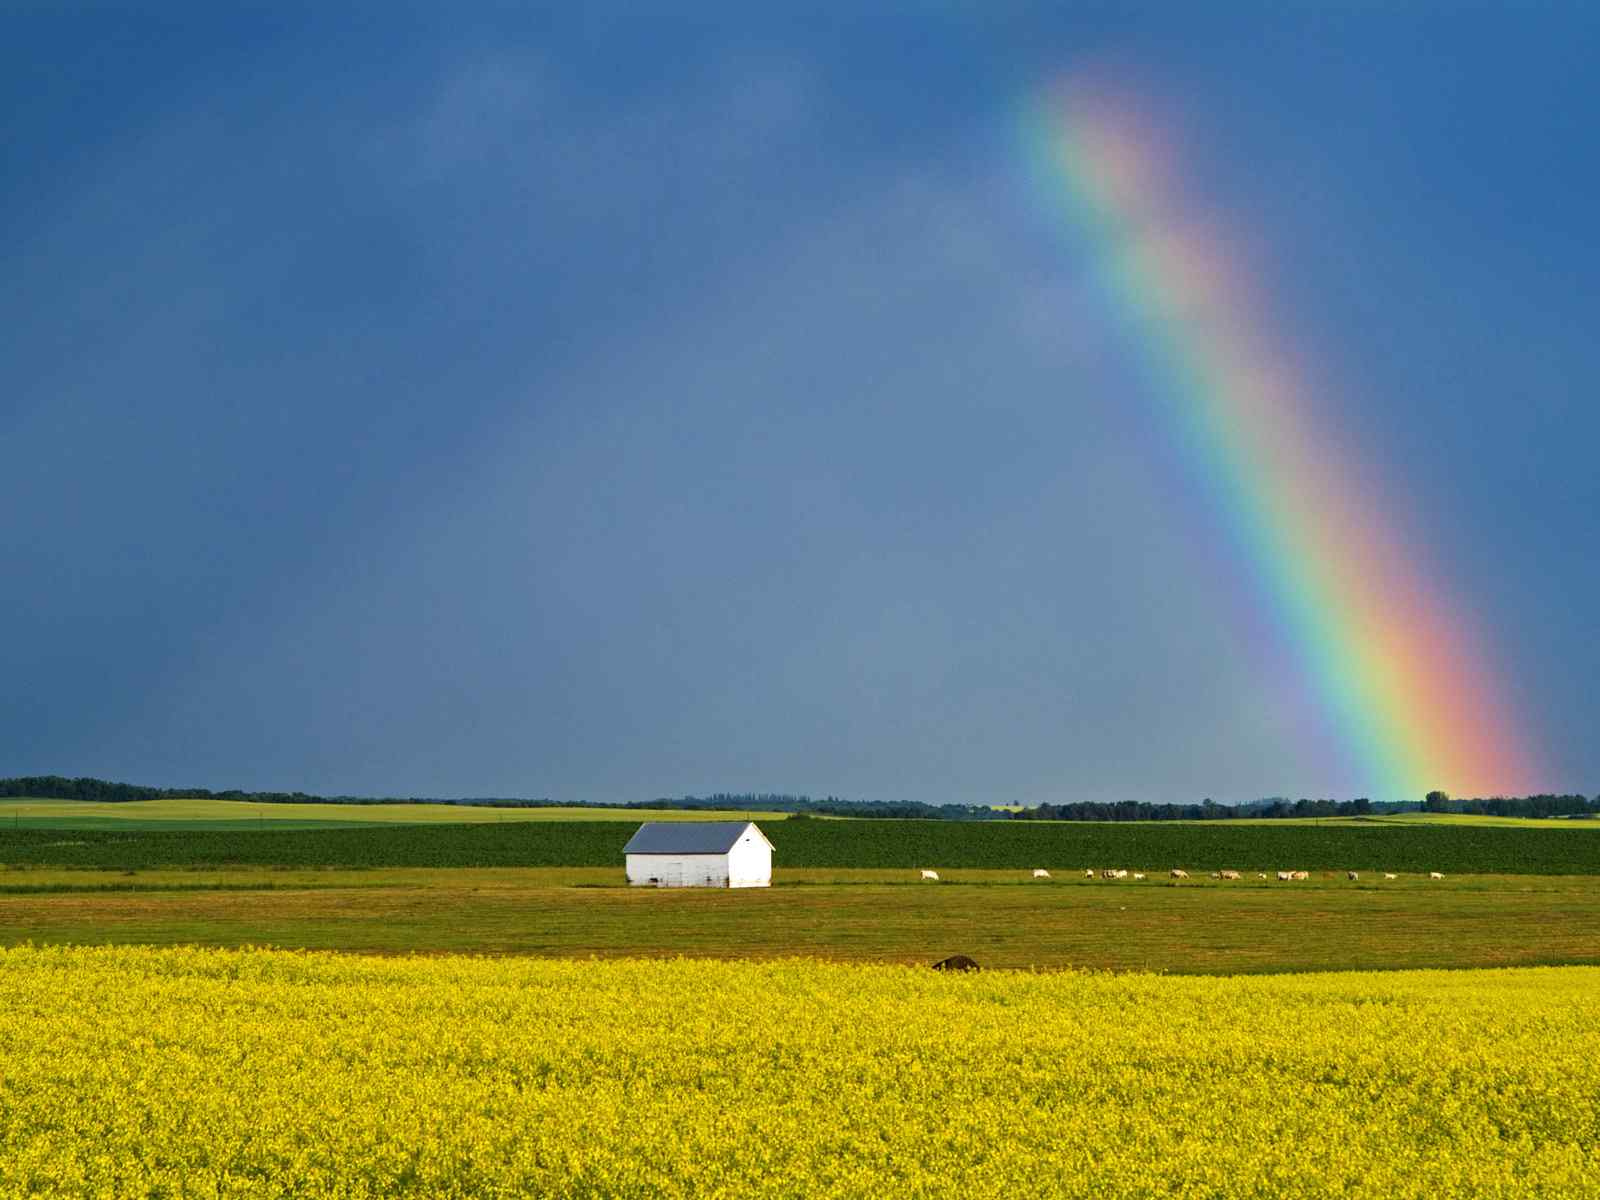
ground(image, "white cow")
xmin=1347 ymin=871 xmax=1359 ymax=881
xmin=1220 ymin=870 xmax=1241 ymax=880
xmin=1276 ymin=871 xmax=1293 ymax=881
xmin=1292 ymin=870 xmax=1310 ymax=881
xmin=920 ymin=869 xmax=940 ymax=881
xmin=1032 ymin=869 xmax=1051 ymax=879
xmin=1429 ymin=871 xmax=1444 ymax=880
xmin=1085 ymin=869 xmax=1095 ymax=879
xmin=1256 ymin=872 xmax=1269 ymax=880
xmin=1170 ymin=869 xmax=1189 ymax=879
xmin=1132 ymin=872 xmax=1146 ymax=881
xmin=1384 ymin=873 xmax=1398 ymax=880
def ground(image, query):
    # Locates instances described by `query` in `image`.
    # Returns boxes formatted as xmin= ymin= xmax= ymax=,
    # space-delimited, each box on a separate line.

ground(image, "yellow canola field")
xmin=1 ymin=946 xmax=1597 ymax=1198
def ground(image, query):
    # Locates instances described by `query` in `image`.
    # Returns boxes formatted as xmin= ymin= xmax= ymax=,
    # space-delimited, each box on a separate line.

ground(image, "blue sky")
xmin=4 ymin=6 xmax=1596 ymax=803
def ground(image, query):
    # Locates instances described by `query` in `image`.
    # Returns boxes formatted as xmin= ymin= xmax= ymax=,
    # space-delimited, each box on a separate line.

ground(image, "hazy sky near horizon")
xmin=4 ymin=6 xmax=1597 ymax=804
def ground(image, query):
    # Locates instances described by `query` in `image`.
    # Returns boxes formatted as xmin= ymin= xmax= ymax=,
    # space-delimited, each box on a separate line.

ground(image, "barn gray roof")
xmin=623 ymin=821 xmax=767 ymax=855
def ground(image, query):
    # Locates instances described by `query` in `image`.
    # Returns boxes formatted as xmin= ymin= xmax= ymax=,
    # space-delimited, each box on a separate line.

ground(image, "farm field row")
xmin=2 ymin=868 xmax=1595 ymax=973
xmin=4 ymin=818 xmax=1598 ymax=873
xmin=2 ymin=945 xmax=1595 ymax=1197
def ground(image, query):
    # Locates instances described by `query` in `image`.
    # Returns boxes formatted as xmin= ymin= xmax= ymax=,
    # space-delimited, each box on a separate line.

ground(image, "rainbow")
xmin=1021 ymin=76 xmax=1540 ymax=801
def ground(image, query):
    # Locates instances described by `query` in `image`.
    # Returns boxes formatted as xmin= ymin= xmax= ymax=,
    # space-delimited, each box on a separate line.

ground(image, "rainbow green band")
xmin=1022 ymin=83 xmax=1538 ymax=801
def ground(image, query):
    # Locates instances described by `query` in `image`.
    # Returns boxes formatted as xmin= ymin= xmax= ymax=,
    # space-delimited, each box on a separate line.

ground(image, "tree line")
xmin=4 ymin=776 xmax=1595 ymax=822
xmin=0 ymin=776 xmax=551 ymax=808
xmin=1013 ymin=797 xmax=1377 ymax=821
xmin=638 ymin=794 xmax=1001 ymax=821
xmin=1013 ymin=794 xmax=1598 ymax=821
xmin=1421 ymin=790 xmax=1597 ymax=820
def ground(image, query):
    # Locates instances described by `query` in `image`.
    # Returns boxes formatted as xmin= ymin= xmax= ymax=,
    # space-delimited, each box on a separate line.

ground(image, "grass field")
xmin=0 ymin=797 xmax=789 ymax=829
xmin=2 ymin=866 xmax=1595 ymax=973
xmin=4 ymin=945 xmax=1595 ymax=1197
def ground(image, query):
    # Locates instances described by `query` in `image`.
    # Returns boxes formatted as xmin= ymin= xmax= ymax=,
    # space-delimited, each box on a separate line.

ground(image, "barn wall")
xmin=625 ymin=853 xmax=729 ymax=887
xmin=726 ymin=833 xmax=772 ymax=888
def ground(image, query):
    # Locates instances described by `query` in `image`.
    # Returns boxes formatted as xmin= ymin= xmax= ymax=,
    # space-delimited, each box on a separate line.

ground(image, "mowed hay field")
xmin=3 ymin=945 xmax=1596 ymax=1198
xmin=3 ymin=868 xmax=1598 ymax=974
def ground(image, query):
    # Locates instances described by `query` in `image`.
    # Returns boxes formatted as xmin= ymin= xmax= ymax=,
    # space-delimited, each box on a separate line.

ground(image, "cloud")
xmin=18 ymin=33 xmax=1568 ymax=801
xmin=127 ymin=57 xmax=1309 ymax=803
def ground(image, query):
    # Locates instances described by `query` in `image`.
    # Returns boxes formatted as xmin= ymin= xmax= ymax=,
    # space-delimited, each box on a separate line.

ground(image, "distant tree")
xmin=1424 ymin=790 xmax=1451 ymax=813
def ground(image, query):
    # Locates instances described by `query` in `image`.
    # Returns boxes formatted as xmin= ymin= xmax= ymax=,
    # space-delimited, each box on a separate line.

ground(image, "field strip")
xmin=2 ymin=945 xmax=1596 ymax=1197
xmin=5 ymin=819 xmax=1600 ymax=872
xmin=3 ymin=871 xmax=1596 ymax=973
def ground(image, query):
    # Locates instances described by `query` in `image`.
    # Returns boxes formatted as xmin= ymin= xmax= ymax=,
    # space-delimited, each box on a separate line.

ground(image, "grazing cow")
xmin=920 ymin=869 xmax=940 ymax=881
xmin=1384 ymin=873 xmax=1397 ymax=880
xmin=1347 ymin=871 xmax=1359 ymax=881
xmin=1292 ymin=870 xmax=1309 ymax=881
xmin=1170 ymin=869 xmax=1189 ymax=879
xmin=1256 ymin=872 xmax=1269 ymax=880
xmin=1115 ymin=869 xmax=1129 ymax=879
xmin=1276 ymin=871 xmax=1293 ymax=881
xmin=1209 ymin=872 xmax=1221 ymax=879
xmin=1220 ymin=870 xmax=1241 ymax=880
xmin=1132 ymin=872 xmax=1146 ymax=881
xmin=1085 ymin=869 xmax=1096 ymax=879
xmin=1429 ymin=871 xmax=1444 ymax=880
xmin=1032 ymin=869 xmax=1051 ymax=879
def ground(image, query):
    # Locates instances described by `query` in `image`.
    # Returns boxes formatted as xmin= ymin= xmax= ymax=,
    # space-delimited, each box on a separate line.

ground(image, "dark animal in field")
xmin=931 ymin=955 xmax=980 ymax=972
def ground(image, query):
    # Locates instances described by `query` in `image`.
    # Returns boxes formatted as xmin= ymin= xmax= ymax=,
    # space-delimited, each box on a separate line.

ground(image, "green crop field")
xmin=765 ymin=819 xmax=1600 ymax=873
xmin=3 ymin=817 xmax=1596 ymax=873
xmin=0 ymin=798 xmax=788 ymax=830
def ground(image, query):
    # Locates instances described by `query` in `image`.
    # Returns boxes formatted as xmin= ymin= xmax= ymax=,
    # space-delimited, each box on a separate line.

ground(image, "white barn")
xmin=623 ymin=821 xmax=773 ymax=888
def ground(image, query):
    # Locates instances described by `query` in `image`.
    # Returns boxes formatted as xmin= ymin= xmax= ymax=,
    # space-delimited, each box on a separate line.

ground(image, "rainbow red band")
xmin=1022 ymin=80 xmax=1540 ymax=801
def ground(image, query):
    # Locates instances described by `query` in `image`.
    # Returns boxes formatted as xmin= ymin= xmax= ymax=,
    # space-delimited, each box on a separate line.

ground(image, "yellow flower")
xmin=0 ymin=946 xmax=1594 ymax=1197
